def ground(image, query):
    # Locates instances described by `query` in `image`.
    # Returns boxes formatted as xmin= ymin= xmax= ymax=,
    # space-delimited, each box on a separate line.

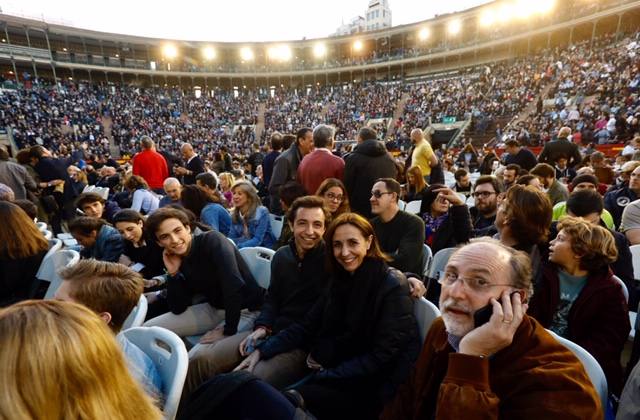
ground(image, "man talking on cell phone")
xmin=382 ymin=238 xmax=602 ymax=420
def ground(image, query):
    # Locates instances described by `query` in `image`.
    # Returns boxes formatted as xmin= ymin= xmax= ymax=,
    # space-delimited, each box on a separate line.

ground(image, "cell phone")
xmin=473 ymin=291 xmax=524 ymax=328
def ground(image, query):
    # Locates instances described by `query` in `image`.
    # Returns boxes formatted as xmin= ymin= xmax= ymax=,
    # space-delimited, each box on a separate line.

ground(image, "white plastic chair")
xmin=269 ymin=214 xmax=284 ymax=239
xmin=465 ymin=195 xmax=475 ymax=208
xmin=612 ymin=275 xmax=629 ymax=304
xmin=398 ymin=199 xmax=406 ymax=211
xmin=428 ymin=247 xmax=457 ymax=279
xmin=83 ymin=184 xmax=110 ymax=200
xmin=43 ymin=230 xmax=53 ymax=240
xmin=39 ymin=249 xmax=81 ymax=299
xmin=422 ymin=244 xmax=433 ymax=278
xmin=122 ymin=295 xmax=149 ymax=330
xmin=630 ymin=244 xmax=640 ymax=280
xmin=36 ymin=221 xmax=48 ymax=232
xmin=239 ymin=246 xmax=275 ymax=289
xmin=405 ymin=200 xmax=422 ymax=215
xmin=547 ymin=330 xmax=608 ymax=411
xmin=45 ymin=238 xmax=63 ymax=259
xmin=414 ymin=297 xmax=441 ymax=344
xmin=122 ymin=326 xmax=188 ymax=420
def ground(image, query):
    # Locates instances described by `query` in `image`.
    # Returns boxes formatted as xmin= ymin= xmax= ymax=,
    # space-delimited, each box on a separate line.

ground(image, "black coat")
xmin=344 ymin=140 xmax=397 ymax=218
xmin=538 ymin=139 xmax=582 ymax=167
xmin=259 ymin=259 xmax=419 ymax=400
xmin=420 ymin=204 xmax=473 ymax=254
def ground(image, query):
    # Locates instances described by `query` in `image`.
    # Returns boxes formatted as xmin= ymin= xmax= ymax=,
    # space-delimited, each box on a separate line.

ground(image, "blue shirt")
xmin=229 ymin=205 xmax=276 ymax=249
xmin=116 ymin=333 xmax=164 ymax=403
xmin=201 ymin=202 xmax=232 ymax=235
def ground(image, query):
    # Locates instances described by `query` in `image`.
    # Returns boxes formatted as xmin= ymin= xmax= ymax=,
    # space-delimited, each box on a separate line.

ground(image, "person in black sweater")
xmin=185 ymin=196 xmax=331 ymax=396
xmin=143 ymin=207 xmax=263 ymax=345
xmin=175 ymin=143 xmax=205 ymax=185
xmin=236 ymin=213 xmax=419 ymax=420
xmin=370 ymin=178 xmax=425 ymax=274
xmin=503 ymin=139 xmax=538 ymax=171
xmin=112 ymin=209 xmax=165 ymax=282
xmin=0 ymin=202 xmax=49 ymax=306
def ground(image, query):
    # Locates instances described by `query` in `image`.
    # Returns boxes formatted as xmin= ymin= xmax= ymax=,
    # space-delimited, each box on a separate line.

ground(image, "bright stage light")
xmin=538 ymin=0 xmax=556 ymax=14
xmin=240 ymin=47 xmax=254 ymax=61
xmin=313 ymin=43 xmax=327 ymax=58
xmin=418 ymin=27 xmax=430 ymax=41
xmin=162 ymin=44 xmax=177 ymax=59
xmin=448 ymin=19 xmax=461 ymax=35
xmin=353 ymin=40 xmax=363 ymax=52
xmin=497 ymin=3 xmax=515 ymax=23
xmin=202 ymin=46 xmax=216 ymax=60
xmin=479 ymin=10 xmax=495 ymax=27
xmin=268 ymin=45 xmax=292 ymax=61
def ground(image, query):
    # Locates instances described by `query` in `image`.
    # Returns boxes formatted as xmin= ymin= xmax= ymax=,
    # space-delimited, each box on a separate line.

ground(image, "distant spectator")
xmin=538 ymin=127 xmax=582 ymax=167
xmin=159 ymin=177 xmax=182 ymax=208
xmin=228 ymin=181 xmax=276 ymax=249
xmin=131 ymin=136 xmax=168 ymax=192
xmin=503 ymin=139 xmax=537 ymax=171
xmin=297 ymin=124 xmax=344 ymax=195
xmin=68 ymin=217 xmax=125 ymax=263
xmin=419 ymin=184 xmax=472 ymax=254
xmin=531 ymin=163 xmax=569 ymax=205
xmin=124 ymin=175 xmax=159 ymax=215
xmin=0 ymin=145 xmax=36 ymax=200
xmin=262 ymin=132 xmax=283 ymax=188
xmin=181 ymin=185 xmax=231 ymax=235
xmin=75 ymin=192 xmax=121 ymax=224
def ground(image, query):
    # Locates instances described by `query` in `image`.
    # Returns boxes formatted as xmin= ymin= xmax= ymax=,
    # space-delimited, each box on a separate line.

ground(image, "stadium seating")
xmin=123 ymin=294 xmax=149 ymax=330
xmin=414 ymin=297 xmax=441 ymax=344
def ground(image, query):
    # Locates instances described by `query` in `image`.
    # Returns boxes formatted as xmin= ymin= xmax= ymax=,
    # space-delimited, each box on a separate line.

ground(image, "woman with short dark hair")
xmin=68 ymin=216 xmax=124 ymax=263
xmin=180 ymin=185 xmax=231 ymax=235
xmin=113 ymin=209 xmax=164 ymax=280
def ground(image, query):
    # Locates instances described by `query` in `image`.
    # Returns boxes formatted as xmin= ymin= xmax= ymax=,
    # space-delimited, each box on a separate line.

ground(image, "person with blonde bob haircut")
xmin=0 ymin=201 xmax=49 ymax=306
xmin=0 ymin=300 xmax=161 ymax=420
xmin=529 ymin=216 xmax=630 ymax=396
xmin=228 ymin=180 xmax=275 ymax=249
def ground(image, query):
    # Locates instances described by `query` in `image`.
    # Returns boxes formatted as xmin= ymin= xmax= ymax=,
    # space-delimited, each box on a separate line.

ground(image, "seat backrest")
xmin=36 ymin=221 xmax=48 ymax=232
xmin=398 ymin=199 xmax=406 ymax=211
xmin=612 ymin=275 xmax=629 ymax=304
xmin=414 ymin=297 xmax=441 ymax=344
xmin=45 ymin=239 xmax=63 ymax=259
xmin=422 ymin=244 xmax=433 ymax=278
xmin=269 ymin=214 xmax=284 ymax=239
xmin=630 ymin=244 xmax=640 ymax=280
xmin=405 ymin=200 xmax=422 ymax=215
xmin=41 ymin=250 xmax=81 ymax=299
xmin=122 ymin=295 xmax=149 ymax=330
xmin=239 ymin=246 xmax=275 ymax=289
xmin=428 ymin=247 xmax=457 ymax=279
xmin=547 ymin=330 xmax=608 ymax=411
xmin=43 ymin=230 xmax=53 ymax=240
xmin=122 ymin=327 xmax=188 ymax=420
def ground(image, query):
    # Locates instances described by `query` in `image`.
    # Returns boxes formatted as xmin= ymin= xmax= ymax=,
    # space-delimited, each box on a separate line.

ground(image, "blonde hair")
xmin=0 ymin=300 xmax=162 ymax=420
xmin=218 ymin=172 xmax=235 ymax=191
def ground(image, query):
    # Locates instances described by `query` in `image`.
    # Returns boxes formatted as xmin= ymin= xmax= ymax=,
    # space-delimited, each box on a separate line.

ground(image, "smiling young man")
xmin=382 ymin=238 xmax=601 ymax=419
xmin=142 ymin=207 xmax=264 ymax=354
xmin=75 ymin=192 xmax=121 ymax=223
xmin=186 ymin=196 xmax=331 ymax=395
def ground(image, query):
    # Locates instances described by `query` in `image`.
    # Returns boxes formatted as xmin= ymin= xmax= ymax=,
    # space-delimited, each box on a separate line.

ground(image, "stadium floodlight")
xmin=418 ymin=27 xmax=430 ymax=41
xmin=203 ymin=46 xmax=217 ymax=60
xmin=240 ymin=47 xmax=254 ymax=61
xmin=353 ymin=40 xmax=363 ymax=52
xmin=497 ymin=3 xmax=515 ymax=23
xmin=313 ymin=43 xmax=327 ymax=58
xmin=162 ymin=44 xmax=178 ymax=59
xmin=268 ymin=45 xmax=292 ymax=61
xmin=448 ymin=19 xmax=461 ymax=35
xmin=479 ymin=9 xmax=495 ymax=27
xmin=538 ymin=0 xmax=556 ymax=14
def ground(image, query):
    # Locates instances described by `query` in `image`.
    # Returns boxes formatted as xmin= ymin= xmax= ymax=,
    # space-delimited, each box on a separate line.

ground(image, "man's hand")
xmin=459 ymin=290 xmax=528 ymax=357
xmin=306 ymin=354 xmax=323 ymax=370
xmin=162 ymin=250 xmax=182 ymax=276
xmin=407 ymin=277 xmax=426 ymax=298
xmin=239 ymin=328 xmax=267 ymax=356
xmin=174 ymin=166 xmax=187 ymax=175
xmin=433 ymin=187 xmax=464 ymax=206
xmin=234 ymin=350 xmax=261 ymax=373
xmin=200 ymin=326 xmax=225 ymax=344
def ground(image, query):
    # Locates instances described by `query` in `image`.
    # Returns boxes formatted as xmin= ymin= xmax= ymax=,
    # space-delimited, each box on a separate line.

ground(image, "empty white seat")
xmin=405 ymin=200 xmax=422 ymax=215
xmin=414 ymin=297 xmax=441 ymax=344
xmin=239 ymin=246 xmax=275 ymax=290
xmin=269 ymin=214 xmax=284 ymax=239
xmin=39 ymin=250 xmax=81 ymax=299
xmin=122 ymin=295 xmax=149 ymax=330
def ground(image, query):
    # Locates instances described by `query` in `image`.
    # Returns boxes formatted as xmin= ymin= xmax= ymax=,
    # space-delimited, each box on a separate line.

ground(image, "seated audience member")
xmin=554 ymin=155 xmax=576 ymax=183
xmin=68 ymin=217 xmax=125 ymax=262
xmin=530 ymin=163 xmax=569 ymax=205
xmin=296 ymin=124 xmax=344 ymax=195
xmin=470 ymin=175 xmax=504 ymax=232
xmin=159 ymin=177 xmax=182 ymax=208
xmin=370 ymin=178 xmax=425 ymax=274
xmin=501 ymin=163 xmax=521 ymax=190
xmin=516 ymin=174 xmax=543 ymax=190
xmin=113 ymin=209 xmax=165 ymax=280
xmin=228 ymin=180 xmax=276 ymax=249
xmin=13 ymin=199 xmax=38 ymax=220
xmin=237 ymin=213 xmax=419 ymax=419
xmin=456 ymin=143 xmax=479 ymax=172
xmin=419 ymin=184 xmax=473 ymax=254
xmin=528 ymin=216 xmax=630 ymax=396
xmin=275 ymin=181 xmax=307 ymax=248
xmin=404 ymin=165 xmax=428 ymax=202
xmin=494 ymin=185 xmax=552 ymax=277
xmin=605 ymin=165 xmax=640 ymax=228
xmin=218 ymin=172 xmax=236 ymax=207
xmin=574 ymin=166 xmax=609 ymax=195
xmin=66 ymin=165 xmax=88 ymax=196
xmin=0 ymin=202 xmax=48 ymax=306
xmin=315 ymin=178 xmax=350 ymax=219
xmin=619 ymin=360 xmax=640 ymax=420
xmin=611 ymin=160 xmax=640 ymax=192
xmin=552 ymin=174 xmax=615 ymax=229
xmin=452 ymin=168 xmax=472 ymax=196
xmin=560 ymin=190 xmax=634 ymax=304
xmin=503 ymin=139 xmax=537 ymax=171
xmin=590 ymin=151 xmax=615 ymax=185
xmin=195 ymin=172 xmax=219 ymax=197
xmin=124 ymin=175 xmax=160 ymax=215
xmin=143 ymin=208 xmax=264 ymax=344
xmin=382 ymin=238 xmax=601 ymax=419
xmin=186 ymin=196 xmax=333 ymax=395
xmin=621 ymin=199 xmax=640 ymax=246
xmin=0 ymin=300 xmax=162 ymax=420
xmin=55 ymin=259 xmax=163 ymax=401
xmin=75 ymin=192 xmax=121 ymax=223
xmin=0 ymin=182 xmax=15 ymax=201
xmin=181 ymin=185 xmax=231 ymax=235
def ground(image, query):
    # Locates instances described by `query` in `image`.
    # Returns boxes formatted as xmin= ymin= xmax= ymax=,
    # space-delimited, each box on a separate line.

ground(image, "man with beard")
xmin=470 ymin=175 xmax=503 ymax=234
xmin=530 ymin=163 xmax=569 ymax=205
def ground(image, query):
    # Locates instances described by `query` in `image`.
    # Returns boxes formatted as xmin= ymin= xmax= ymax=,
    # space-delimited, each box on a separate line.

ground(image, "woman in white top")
xmin=124 ymin=175 xmax=159 ymax=215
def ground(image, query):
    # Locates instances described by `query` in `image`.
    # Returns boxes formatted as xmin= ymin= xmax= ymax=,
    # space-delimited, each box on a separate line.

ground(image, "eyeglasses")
xmin=371 ymin=190 xmax=394 ymax=199
xmin=472 ymin=191 xmax=497 ymax=199
xmin=325 ymin=192 xmax=344 ymax=202
xmin=438 ymin=271 xmax=513 ymax=293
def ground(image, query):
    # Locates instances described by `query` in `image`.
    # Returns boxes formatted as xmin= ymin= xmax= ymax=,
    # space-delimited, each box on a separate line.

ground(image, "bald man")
xmin=175 ymin=143 xmax=205 ymax=185
xmin=410 ymin=128 xmax=438 ymax=182
xmin=159 ymin=177 xmax=182 ymax=208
